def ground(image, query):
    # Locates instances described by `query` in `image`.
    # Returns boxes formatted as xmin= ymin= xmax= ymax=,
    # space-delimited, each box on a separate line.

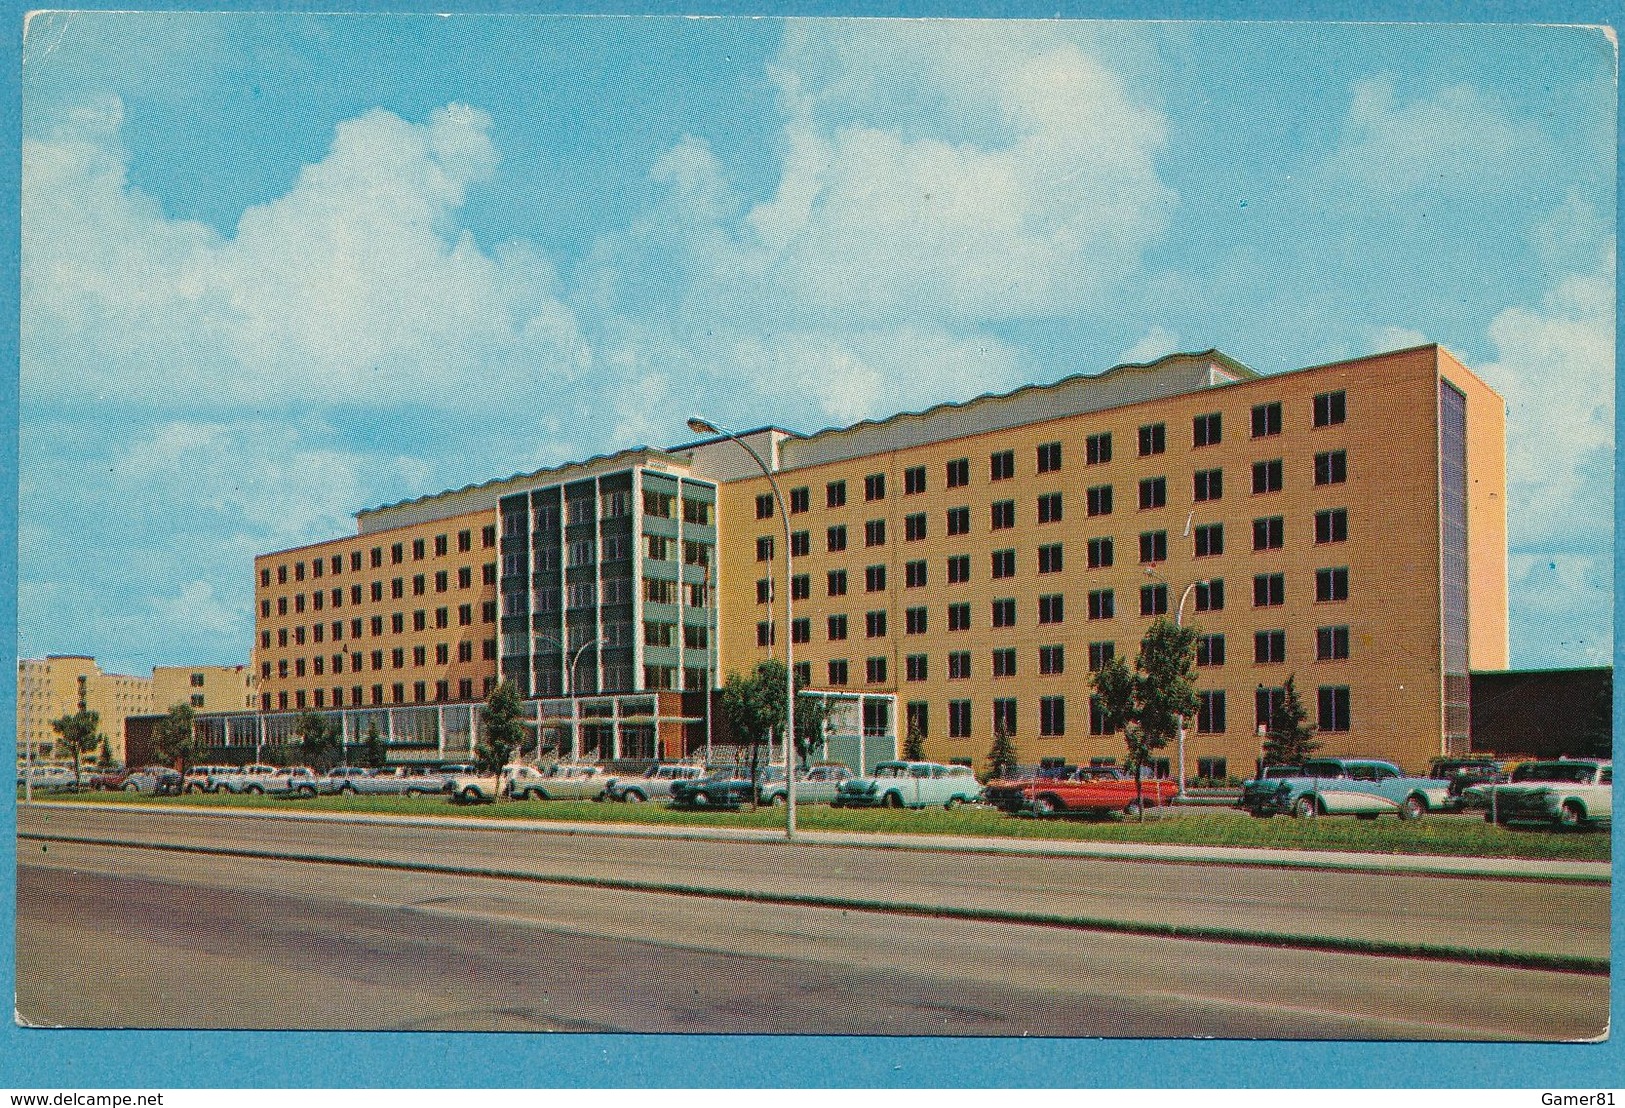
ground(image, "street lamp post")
xmin=1146 ymin=568 xmax=1206 ymax=799
xmin=688 ymin=416 xmax=797 ymax=841
xmin=535 ymin=633 xmax=607 ymax=761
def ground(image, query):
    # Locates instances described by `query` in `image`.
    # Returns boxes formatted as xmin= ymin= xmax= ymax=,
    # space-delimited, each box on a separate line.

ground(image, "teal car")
xmin=1237 ymin=757 xmax=1451 ymax=820
xmin=832 ymin=761 xmax=983 ymax=810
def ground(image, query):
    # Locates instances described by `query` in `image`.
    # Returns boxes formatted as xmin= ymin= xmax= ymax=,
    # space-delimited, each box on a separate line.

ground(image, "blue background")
xmin=2 ymin=0 xmax=1620 ymax=1089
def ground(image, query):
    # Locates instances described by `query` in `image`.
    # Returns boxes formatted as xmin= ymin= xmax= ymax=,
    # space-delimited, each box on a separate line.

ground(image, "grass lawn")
xmin=31 ymin=788 xmax=1611 ymax=863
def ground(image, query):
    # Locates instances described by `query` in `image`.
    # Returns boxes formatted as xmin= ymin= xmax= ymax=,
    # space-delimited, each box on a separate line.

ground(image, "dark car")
xmin=90 ymin=764 xmax=182 ymax=794
xmin=669 ymin=765 xmax=782 ymax=809
xmin=1429 ymin=757 xmax=1505 ymax=810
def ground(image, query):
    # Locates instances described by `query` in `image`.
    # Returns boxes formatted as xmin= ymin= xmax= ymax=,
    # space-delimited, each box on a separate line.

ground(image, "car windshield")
xmin=874 ymin=764 xmax=908 ymax=778
xmin=1517 ymin=763 xmax=1603 ymax=783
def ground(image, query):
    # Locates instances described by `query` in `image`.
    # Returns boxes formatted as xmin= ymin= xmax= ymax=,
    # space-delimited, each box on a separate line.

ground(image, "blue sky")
xmin=18 ymin=14 xmax=1615 ymax=676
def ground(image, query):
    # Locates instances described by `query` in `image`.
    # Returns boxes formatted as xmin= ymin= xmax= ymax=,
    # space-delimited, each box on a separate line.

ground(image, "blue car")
xmin=1237 ymin=757 xmax=1451 ymax=820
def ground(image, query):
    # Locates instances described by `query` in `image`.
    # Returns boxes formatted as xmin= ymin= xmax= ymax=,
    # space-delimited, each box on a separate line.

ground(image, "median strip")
xmin=19 ymin=828 xmax=1609 ymax=977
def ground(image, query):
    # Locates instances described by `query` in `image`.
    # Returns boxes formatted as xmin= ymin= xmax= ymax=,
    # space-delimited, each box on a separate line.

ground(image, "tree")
xmin=1263 ymin=674 xmax=1320 ymax=767
xmin=96 ymin=738 xmax=116 ymax=770
xmin=360 ymin=721 xmax=388 ymax=770
xmin=152 ymin=703 xmax=200 ymax=774
xmin=719 ymin=662 xmax=778 ymax=808
xmin=295 ymin=711 xmax=343 ymax=772
xmin=793 ymin=679 xmax=834 ymax=769
xmin=476 ymin=680 xmax=530 ymax=787
xmin=50 ymin=709 xmax=103 ymax=781
xmin=1091 ymin=618 xmax=1199 ymax=819
xmin=985 ymin=724 xmax=1018 ymax=781
xmin=902 ymin=718 xmax=926 ymax=762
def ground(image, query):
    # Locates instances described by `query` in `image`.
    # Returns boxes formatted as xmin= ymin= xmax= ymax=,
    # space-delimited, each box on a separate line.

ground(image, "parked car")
xmin=183 ymin=764 xmax=237 ymax=793
xmin=1236 ymin=757 xmax=1451 ymax=820
xmin=119 ymin=765 xmax=184 ymax=795
xmin=17 ymin=764 xmax=88 ymax=791
xmin=831 ymin=761 xmax=983 ymax=810
xmin=669 ymin=765 xmax=779 ymax=809
xmin=601 ymin=763 xmax=705 ymax=803
xmin=757 ymin=763 xmax=858 ymax=806
xmin=321 ymin=765 xmax=443 ymax=797
xmin=1468 ymin=758 xmax=1612 ymax=828
xmin=444 ymin=765 xmax=525 ymax=803
xmin=206 ymin=764 xmax=283 ymax=794
xmin=508 ymin=763 xmax=614 ymax=801
xmin=1429 ymin=757 xmax=1506 ymax=811
xmin=985 ymin=765 xmax=1177 ymax=817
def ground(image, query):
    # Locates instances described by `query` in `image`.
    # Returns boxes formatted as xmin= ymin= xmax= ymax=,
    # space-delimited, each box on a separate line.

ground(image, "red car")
xmin=985 ymin=766 xmax=1179 ymax=817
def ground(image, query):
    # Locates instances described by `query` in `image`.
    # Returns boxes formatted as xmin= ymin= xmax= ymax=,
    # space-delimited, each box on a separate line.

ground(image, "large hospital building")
xmin=251 ymin=344 xmax=1507 ymax=776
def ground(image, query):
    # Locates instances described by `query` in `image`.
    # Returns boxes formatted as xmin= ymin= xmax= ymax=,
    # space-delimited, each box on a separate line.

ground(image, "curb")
xmin=20 ymin=827 xmax=1609 ymax=978
xmin=20 ymin=799 xmax=1611 ymax=883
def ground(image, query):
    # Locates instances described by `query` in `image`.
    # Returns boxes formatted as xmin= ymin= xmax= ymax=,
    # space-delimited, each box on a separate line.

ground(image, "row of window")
xmin=760 ymin=502 xmax=1348 ymax=563
xmin=261 ymin=527 xmax=497 ymax=588
xmin=259 ymin=603 xmax=498 ymax=652
xmin=260 ymin=675 xmax=499 ymax=713
xmin=260 ymin=564 xmax=497 ymax=619
xmin=766 ymin=393 xmax=1350 ymax=519
xmin=262 ymin=638 xmax=500 ymax=681
xmin=902 ymin=682 xmax=1352 ymax=741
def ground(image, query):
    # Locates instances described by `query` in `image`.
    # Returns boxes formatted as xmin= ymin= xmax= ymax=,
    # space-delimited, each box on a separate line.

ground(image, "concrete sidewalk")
xmin=24 ymin=799 xmax=1610 ymax=881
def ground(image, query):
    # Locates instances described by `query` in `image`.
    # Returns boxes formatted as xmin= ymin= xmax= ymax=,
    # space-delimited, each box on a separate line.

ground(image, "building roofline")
xmin=664 ymin=426 xmax=804 ymax=453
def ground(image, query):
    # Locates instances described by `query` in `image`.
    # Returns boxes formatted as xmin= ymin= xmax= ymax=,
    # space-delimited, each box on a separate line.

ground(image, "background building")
xmin=16 ymin=655 xmax=153 ymax=764
xmin=151 ymin=664 xmax=257 ymax=715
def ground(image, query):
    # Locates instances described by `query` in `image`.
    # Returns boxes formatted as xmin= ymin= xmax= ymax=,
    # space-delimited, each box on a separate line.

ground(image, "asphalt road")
xmin=17 ymin=804 xmax=1610 ymax=960
xmin=16 ymin=838 xmax=1609 ymax=1039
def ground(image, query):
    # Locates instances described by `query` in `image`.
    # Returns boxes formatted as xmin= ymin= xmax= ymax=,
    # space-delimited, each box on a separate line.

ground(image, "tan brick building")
xmin=16 ymin=655 xmax=153 ymax=764
xmin=251 ymin=344 xmax=1506 ymax=778
xmin=151 ymin=664 xmax=257 ymax=715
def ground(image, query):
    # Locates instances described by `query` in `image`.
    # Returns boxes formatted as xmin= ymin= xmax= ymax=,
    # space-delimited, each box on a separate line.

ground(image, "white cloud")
xmin=22 ymin=99 xmax=585 ymax=412
xmin=1118 ymin=326 xmax=1182 ymax=365
xmin=1364 ymin=326 xmax=1430 ymax=354
xmin=150 ymin=580 xmax=245 ymax=640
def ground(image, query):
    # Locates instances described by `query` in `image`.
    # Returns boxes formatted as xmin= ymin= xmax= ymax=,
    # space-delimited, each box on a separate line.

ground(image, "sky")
xmin=17 ymin=14 xmax=1616 ymax=677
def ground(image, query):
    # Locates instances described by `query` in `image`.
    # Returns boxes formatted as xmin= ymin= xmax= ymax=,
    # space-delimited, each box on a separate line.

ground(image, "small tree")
xmin=902 ymin=718 xmax=926 ymax=762
xmin=476 ymin=680 xmax=530 ymax=791
xmin=360 ymin=721 xmax=388 ymax=770
xmin=719 ymin=661 xmax=780 ymax=808
xmin=50 ymin=709 xmax=103 ymax=781
xmin=1092 ymin=618 xmax=1199 ymax=820
xmin=985 ymin=724 xmax=1018 ymax=781
xmin=295 ymin=711 xmax=343 ymax=772
xmin=793 ymin=680 xmax=834 ymax=769
xmin=1263 ymin=674 xmax=1320 ymax=767
xmin=152 ymin=703 xmax=200 ymax=774
xmin=97 ymin=738 xmax=116 ymax=770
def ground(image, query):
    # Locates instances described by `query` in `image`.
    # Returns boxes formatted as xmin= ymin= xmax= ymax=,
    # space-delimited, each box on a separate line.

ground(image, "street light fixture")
xmin=1145 ymin=566 xmax=1207 ymax=799
xmin=688 ymin=415 xmax=798 ymax=841
xmin=535 ymin=633 xmax=608 ymax=761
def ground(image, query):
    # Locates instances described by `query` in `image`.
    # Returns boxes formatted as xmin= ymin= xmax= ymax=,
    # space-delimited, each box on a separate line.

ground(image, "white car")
xmin=321 ymin=766 xmax=444 ymax=797
xmin=601 ymin=763 xmax=704 ymax=803
xmin=509 ymin=763 xmax=613 ymax=801
xmin=1471 ymin=759 xmax=1612 ymax=828
xmin=832 ymin=761 xmax=984 ymax=810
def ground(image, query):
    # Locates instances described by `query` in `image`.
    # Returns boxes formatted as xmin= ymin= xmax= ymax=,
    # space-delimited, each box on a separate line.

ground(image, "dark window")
xmin=1194 ymin=523 xmax=1223 ymax=557
xmin=992 ymin=648 xmax=1017 ymax=678
xmin=866 ymin=610 xmax=887 ymax=638
xmin=904 ymin=466 xmax=926 ymax=495
xmin=993 ymin=698 xmax=1018 ymax=736
xmin=991 ymin=500 xmax=1015 ymax=529
xmin=1139 ymin=476 xmax=1167 ymax=510
xmin=1194 ymin=579 xmax=1224 ymax=612
xmin=755 ymin=493 xmax=774 ymax=520
xmin=906 ymin=607 xmax=928 ymax=635
xmin=1316 ymin=567 xmax=1350 ymax=602
xmin=791 ymin=575 xmax=810 ymax=601
xmin=1085 ymin=432 xmax=1112 ymax=465
xmin=1087 ymin=485 xmax=1113 ymax=517
xmin=991 ymin=549 xmax=1016 ymax=579
xmin=991 ymin=598 xmax=1016 ymax=628
xmin=1196 ymin=691 xmax=1226 ymax=734
xmin=1088 ymin=590 xmax=1115 ymax=620
xmin=1040 ymin=696 xmax=1066 ymax=737
xmin=826 ymin=526 xmax=847 ymax=553
xmin=827 ymin=481 xmax=847 ymax=508
xmin=1315 ymin=509 xmax=1348 ymax=544
xmin=1256 ymin=686 xmax=1285 ymax=729
xmin=458 ymin=530 xmax=472 ymax=553
xmin=828 ymin=660 xmax=849 ymax=686
xmin=790 ymin=487 xmax=809 ymax=514
xmin=828 ymin=569 xmax=848 ymax=596
xmin=1138 ymin=423 xmax=1166 ymax=457
xmin=756 ymin=578 xmax=774 ymax=605
xmin=1317 ymin=625 xmax=1351 ymax=660
xmin=906 ymin=656 xmax=928 ymax=683
xmin=1193 ymin=412 xmax=1221 ymax=447
xmin=1088 ymin=642 xmax=1115 ymax=671
xmin=1253 ymin=573 xmax=1286 ymax=607
xmin=865 ymin=473 xmax=885 ymax=502
xmin=1038 ymin=543 xmax=1063 ymax=574
xmin=756 ymin=536 xmax=775 ymax=562
xmin=1196 ymin=634 xmax=1225 ymax=667
xmin=947 ymin=554 xmax=970 ymax=584
xmin=1313 ymin=390 xmax=1347 ymax=428
xmin=1252 ymin=516 xmax=1285 ymax=550
xmin=1139 ymin=531 xmax=1167 ymax=564
xmin=948 ymin=603 xmax=971 ymax=631
xmin=865 ymin=564 xmax=887 ymax=592
xmin=946 ymin=458 xmax=969 ymax=488
xmin=1317 ymin=685 xmax=1351 ymax=732
xmin=1037 ymin=492 xmax=1062 ymax=523
xmin=791 ymin=531 xmax=810 ymax=557
xmin=392 ymin=543 xmax=404 ymax=565
xmin=828 ymin=614 xmax=848 ymax=641
xmin=866 ymin=657 xmax=888 ymax=684
xmin=1089 ymin=696 xmax=1113 ymax=736
xmin=865 ymin=519 xmax=887 ymax=547
xmin=905 ymin=513 xmax=927 ymax=541
xmin=1140 ymin=583 xmax=1168 ymax=616
xmin=948 ymin=651 xmax=972 ymax=679
xmin=1087 ymin=537 xmax=1113 ymax=569
xmin=1251 ymin=401 xmax=1282 ymax=438
xmin=1315 ymin=450 xmax=1348 ymax=486
xmin=948 ymin=700 xmax=972 ymax=738
xmin=1255 ymin=630 xmax=1287 ymax=664
xmin=1039 ymin=644 xmax=1065 ymax=675
xmin=947 ymin=507 xmax=971 ymax=535
xmin=1037 ymin=442 xmax=1062 ymax=474
xmin=905 ymin=560 xmax=927 ymax=588
xmin=1038 ymin=594 xmax=1064 ymax=625
xmin=1194 ymin=468 xmax=1223 ymax=502
xmin=990 ymin=450 xmax=1014 ymax=481
xmin=757 ymin=621 xmax=776 ymax=647
xmin=1252 ymin=459 xmax=1284 ymax=494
